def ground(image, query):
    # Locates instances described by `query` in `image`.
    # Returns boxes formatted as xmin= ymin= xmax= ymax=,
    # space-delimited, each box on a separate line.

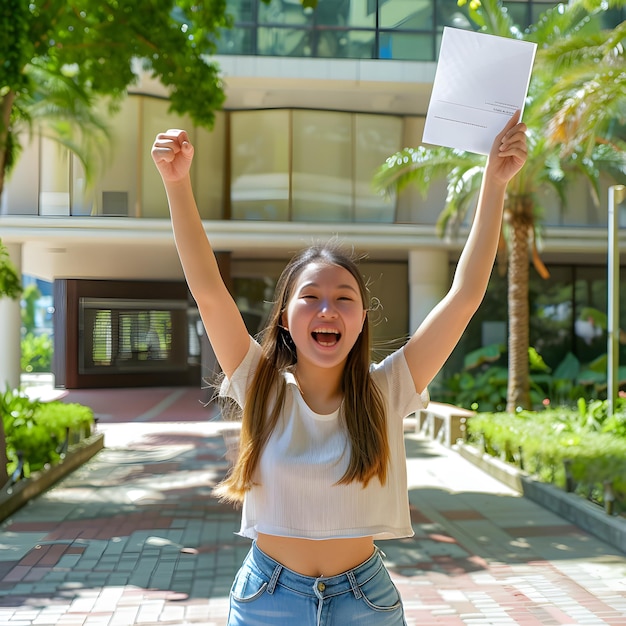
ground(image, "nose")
xmin=318 ymin=299 xmax=337 ymax=318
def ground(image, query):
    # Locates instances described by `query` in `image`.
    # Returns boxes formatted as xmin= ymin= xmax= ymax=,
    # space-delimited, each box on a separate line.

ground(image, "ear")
xmin=280 ymin=311 xmax=288 ymax=330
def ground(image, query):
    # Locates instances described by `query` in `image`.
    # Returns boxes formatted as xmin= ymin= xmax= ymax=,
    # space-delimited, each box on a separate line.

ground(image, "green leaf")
xmin=553 ymin=352 xmax=581 ymax=381
xmin=0 ymin=239 xmax=22 ymax=300
xmin=463 ymin=343 xmax=504 ymax=370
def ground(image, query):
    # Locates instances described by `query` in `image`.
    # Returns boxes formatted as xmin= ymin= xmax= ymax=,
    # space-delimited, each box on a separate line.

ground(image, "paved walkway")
xmin=1 ymin=386 xmax=625 ymax=626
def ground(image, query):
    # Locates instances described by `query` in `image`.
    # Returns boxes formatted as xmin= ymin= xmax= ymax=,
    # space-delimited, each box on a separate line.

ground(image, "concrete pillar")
xmin=408 ymin=249 xmax=449 ymax=332
xmin=0 ymin=242 xmax=22 ymax=389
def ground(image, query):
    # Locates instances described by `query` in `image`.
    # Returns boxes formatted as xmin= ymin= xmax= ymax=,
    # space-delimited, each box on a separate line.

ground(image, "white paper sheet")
xmin=423 ymin=27 xmax=537 ymax=155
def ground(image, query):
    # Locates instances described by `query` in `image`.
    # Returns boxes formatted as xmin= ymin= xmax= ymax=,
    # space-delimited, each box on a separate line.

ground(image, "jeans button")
xmin=317 ymin=581 xmax=326 ymax=592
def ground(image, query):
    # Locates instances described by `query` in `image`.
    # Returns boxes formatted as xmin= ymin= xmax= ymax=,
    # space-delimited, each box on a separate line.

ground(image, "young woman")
xmin=151 ymin=112 xmax=528 ymax=626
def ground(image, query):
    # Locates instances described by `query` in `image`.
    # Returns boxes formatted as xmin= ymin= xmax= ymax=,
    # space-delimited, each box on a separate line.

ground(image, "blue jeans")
xmin=227 ymin=542 xmax=407 ymax=626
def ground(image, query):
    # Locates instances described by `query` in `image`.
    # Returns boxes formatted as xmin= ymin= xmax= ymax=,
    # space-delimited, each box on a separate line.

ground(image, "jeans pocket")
xmin=230 ymin=567 xmax=269 ymax=603
xmin=359 ymin=564 xmax=403 ymax=612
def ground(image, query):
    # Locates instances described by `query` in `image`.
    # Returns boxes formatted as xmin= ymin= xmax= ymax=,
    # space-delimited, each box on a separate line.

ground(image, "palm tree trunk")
xmin=506 ymin=209 xmax=532 ymax=412
xmin=0 ymin=91 xmax=16 ymax=199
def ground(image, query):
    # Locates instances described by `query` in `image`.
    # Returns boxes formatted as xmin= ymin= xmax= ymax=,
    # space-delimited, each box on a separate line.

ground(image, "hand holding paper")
xmin=423 ymin=28 xmax=536 ymax=155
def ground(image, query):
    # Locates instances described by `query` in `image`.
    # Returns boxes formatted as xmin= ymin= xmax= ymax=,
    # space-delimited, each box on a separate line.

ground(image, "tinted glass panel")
xmin=258 ymin=26 xmax=313 ymax=56
xmin=292 ymin=110 xmax=352 ymax=222
xmin=379 ymin=32 xmax=435 ymax=60
xmin=216 ymin=26 xmax=256 ymax=55
xmin=231 ymin=110 xmax=290 ymax=221
xmin=317 ymin=0 xmax=375 ymax=27
xmin=380 ymin=0 xmax=433 ymax=29
xmin=354 ymin=115 xmax=401 ymax=222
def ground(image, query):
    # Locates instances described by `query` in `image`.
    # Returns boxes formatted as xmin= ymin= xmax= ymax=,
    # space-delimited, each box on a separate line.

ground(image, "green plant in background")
xmin=0 ymin=240 xmax=23 ymax=487
xmin=467 ymin=400 xmax=626 ymax=514
xmin=442 ymin=341 xmax=626 ymax=411
xmin=20 ymin=283 xmax=40 ymax=333
xmin=0 ymin=240 xmax=22 ymax=301
xmin=1 ymin=387 xmax=94 ymax=478
xmin=21 ymin=332 xmax=53 ymax=373
xmin=441 ymin=344 xmax=556 ymax=411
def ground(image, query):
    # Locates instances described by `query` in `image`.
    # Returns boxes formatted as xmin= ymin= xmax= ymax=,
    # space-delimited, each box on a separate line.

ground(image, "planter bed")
xmin=455 ymin=440 xmax=626 ymax=554
xmin=0 ymin=432 xmax=104 ymax=523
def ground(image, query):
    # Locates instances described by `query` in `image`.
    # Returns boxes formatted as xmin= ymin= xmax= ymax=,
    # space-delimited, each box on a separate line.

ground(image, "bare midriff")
xmin=256 ymin=532 xmax=375 ymax=577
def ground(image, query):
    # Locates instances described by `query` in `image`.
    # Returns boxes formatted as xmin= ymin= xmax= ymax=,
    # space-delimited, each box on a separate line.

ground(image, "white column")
xmin=408 ymin=249 xmax=449 ymax=332
xmin=0 ymin=242 xmax=22 ymax=389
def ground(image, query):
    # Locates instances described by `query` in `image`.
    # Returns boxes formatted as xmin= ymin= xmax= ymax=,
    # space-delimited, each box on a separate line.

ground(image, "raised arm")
xmin=151 ymin=129 xmax=250 ymax=378
xmin=403 ymin=112 xmax=528 ymax=393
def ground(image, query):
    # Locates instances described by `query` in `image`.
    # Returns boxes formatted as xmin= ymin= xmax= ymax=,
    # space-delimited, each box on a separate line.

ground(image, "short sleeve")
xmin=219 ymin=336 xmax=263 ymax=408
xmin=370 ymin=346 xmax=429 ymax=419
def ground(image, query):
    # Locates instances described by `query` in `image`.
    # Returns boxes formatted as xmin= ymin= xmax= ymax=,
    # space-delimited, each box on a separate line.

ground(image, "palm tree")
xmin=374 ymin=0 xmax=626 ymax=411
xmin=1 ymin=61 xmax=110 ymax=200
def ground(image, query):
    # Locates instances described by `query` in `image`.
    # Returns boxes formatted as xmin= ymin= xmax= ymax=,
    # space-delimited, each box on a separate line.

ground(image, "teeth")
xmin=313 ymin=328 xmax=339 ymax=334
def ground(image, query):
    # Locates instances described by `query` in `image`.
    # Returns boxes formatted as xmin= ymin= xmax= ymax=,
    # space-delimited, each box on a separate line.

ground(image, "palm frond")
xmin=372 ymin=146 xmax=482 ymax=197
xmin=527 ymin=0 xmax=603 ymax=45
xmin=436 ymin=165 xmax=485 ymax=236
xmin=11 ymin=61 xmax=112 ymax=185
xmin=468 ymin=0 xmax=519 ymax=37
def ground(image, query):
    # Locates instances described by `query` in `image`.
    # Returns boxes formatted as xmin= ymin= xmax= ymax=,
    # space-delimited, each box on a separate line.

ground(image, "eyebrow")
xmin=299 ymin=282 xmax=359 ymax=294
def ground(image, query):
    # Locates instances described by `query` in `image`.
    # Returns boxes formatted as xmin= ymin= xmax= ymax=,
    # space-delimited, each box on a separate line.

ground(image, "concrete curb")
xmin=0 ymin=432 xmax=105 ymax=523
xmin=454 ymin=441 xmax=626 ymax=555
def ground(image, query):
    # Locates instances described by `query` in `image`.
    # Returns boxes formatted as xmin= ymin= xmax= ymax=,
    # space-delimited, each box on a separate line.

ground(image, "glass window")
xmin=316 ymin=0 xmax=374 ymax=28
xmin=80 ymin=298 xmax=187 ymax=374
xmin=259 ymin=0 xmax=314 ymax=25
xmin=195 ymin=112 xmax=226 ymax=220
xmin=225 ymin=0 xmax=256 ymax=22
xmin=436 ymin=0 xmax=474 ymax=30
xmin=213 ymin=0 xmax=623 ymax=61
xmin=336 ymin=30 xmax=376 ymax=59
xmin=258 ymin=26 xmax=313 ymax=56
xmin=97 ymin=98 xmax=140 ymax=217
xmin=379 ymin=0 xmax=433 ymax=29
xmin=504 ymin=2 xmax=531 ymax=26
xmin=39 ymin=138 xmax=70 ymax=216
xmin=292 ymin=110 xmax=352 ymax=222
xmin=142 ymin=98 xmax=193 ymax=219
xmin=379 ymin=32 xmax=435 ymax=60
xmin=573 ymin=267 xmax=608 ymax=366
xmin=313 ymin=30 xmax=352 ymax=58
xmin=216 ymin=26 xmax=256 ymax=55
xmin=231 ymin=110 xmax=290 ymax=221
xmin=530 ymin=266 xmax=574 ymax=371
xmin=354 ymin=115 xmax=402 ymax=222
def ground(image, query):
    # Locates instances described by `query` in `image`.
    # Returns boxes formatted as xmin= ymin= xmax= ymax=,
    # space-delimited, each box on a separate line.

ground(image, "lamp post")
xmin=608 ymin=184 xmax=626 ymax=417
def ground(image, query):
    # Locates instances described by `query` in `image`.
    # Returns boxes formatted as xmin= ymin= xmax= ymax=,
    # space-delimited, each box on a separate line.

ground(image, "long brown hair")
xmin=214 ymin=242 xmax=389 ymax=503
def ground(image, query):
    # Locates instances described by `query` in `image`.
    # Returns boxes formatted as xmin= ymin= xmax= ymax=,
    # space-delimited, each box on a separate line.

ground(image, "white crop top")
xmin=219 ymin=336 xmax=429 ymax=541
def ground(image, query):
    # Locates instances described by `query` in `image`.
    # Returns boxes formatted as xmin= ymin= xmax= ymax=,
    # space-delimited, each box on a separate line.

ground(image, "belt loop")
xmin=347 ymin=570 xmax=362 ymax=599
xmin=267 ymin=563 xmax=282 ymax=594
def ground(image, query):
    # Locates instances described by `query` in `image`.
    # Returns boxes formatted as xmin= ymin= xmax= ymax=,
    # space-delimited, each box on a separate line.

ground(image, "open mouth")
xmin=311 ymin=329 xmax=341 ymax=347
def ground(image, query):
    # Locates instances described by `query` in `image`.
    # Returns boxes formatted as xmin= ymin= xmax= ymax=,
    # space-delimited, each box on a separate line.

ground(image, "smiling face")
xmin=281 ymin=262 xmax=367 ymax=371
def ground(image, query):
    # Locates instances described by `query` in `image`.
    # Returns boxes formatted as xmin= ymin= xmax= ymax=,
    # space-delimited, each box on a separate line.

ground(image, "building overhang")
xmin=0 ymin=216 xmax=623 ymax=283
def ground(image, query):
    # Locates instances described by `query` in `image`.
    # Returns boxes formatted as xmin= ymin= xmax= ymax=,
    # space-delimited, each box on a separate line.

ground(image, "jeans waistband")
xmin=248 ymin=541 xmax=385 ymax=600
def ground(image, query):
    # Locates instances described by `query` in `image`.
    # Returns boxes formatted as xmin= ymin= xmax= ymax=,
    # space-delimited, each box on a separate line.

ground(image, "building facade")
xmin=0 ymin=0 xmax=625 ymax=394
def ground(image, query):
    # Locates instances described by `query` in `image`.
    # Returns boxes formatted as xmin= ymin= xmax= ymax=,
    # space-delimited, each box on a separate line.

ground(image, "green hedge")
xmin=466 ymin=403 xmax=626 ymax=514
xmin=2 ymin=388 xmax=95 ymax=477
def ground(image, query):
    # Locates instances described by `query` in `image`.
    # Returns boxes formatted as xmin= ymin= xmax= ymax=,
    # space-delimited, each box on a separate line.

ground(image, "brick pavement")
xmin=1 ymin=387 xmax=625 ymax=625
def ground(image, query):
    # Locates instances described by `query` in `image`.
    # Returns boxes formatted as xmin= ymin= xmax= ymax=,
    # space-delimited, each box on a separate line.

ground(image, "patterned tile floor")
xmin=0 ymin=386 xmax=625 ymax=625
